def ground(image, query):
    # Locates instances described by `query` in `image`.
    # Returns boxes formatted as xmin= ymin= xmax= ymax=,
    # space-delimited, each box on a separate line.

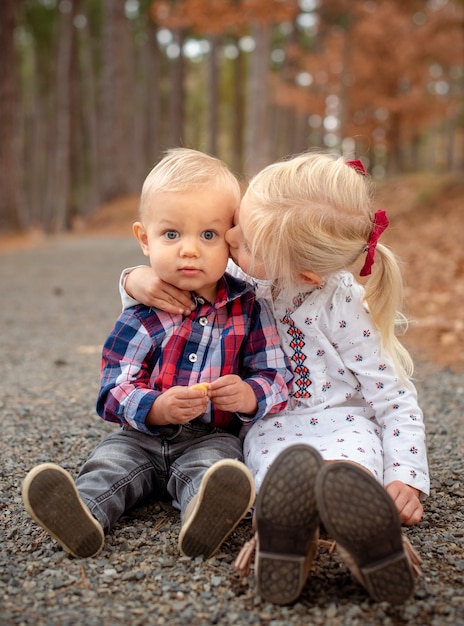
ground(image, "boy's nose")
xmin=180 ymin=238 xmax=200 ymax=257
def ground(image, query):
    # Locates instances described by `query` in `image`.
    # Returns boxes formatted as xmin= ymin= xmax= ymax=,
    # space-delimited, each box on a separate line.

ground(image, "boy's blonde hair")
xmin=243 ymin=152 xmax=413 ymax=377
xmin=139 ymin=147 xmax=241 ymax=220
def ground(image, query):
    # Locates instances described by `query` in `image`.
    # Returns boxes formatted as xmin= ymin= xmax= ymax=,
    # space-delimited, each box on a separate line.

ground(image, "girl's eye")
xmin=242 ymin=240 xmax=252 ymax=253
xmin=164 ymin=231 xmax=179 ymax=240
xmin=202 ymin=230 xmax=216 ymax=241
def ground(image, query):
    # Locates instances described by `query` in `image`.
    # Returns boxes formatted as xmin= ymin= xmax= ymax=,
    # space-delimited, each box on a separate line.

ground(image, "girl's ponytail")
xmin=364 ymin=243 xmax=414 ymax=378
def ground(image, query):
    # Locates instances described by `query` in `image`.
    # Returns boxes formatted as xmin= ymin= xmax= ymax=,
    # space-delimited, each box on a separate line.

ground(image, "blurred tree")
xmin=72 ymin=0 xmax=100 ymax=220
xmin=168 ymin=27 xmax=187 ymax=146
xmin=245 ymin=21 xmax=273 ymax=174
xmin=0 ymin=0 xmax=24 ymax=234
xmin=207 ymin=33 xmax=220 ymax=156
xmin=142 ymin=12 xmax=163 ymax=168
xmin=100 ymin=0 xmax=138 ymax=201
xmin=153 ymin=0 xmax=299 ymax=174
xmin=272 ymin=0 xmax=464 ymax=174
xmin=21 ymin=0 xmax=59 ymax=229
xmin=230 ymin=38 xmax=246 ymax=174
xmin=43 ymin=0 xmax=75 ymax=231
xmin=1 ymin=0 xmax=462 ymax=236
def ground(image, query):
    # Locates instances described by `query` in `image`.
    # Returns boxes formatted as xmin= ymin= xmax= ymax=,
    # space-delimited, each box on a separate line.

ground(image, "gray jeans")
xmin=75 ymin=421 xmax=243 ymax=533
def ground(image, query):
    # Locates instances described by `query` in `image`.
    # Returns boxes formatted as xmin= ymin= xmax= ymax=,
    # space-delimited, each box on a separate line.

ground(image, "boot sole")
xmin=255 ymin=444 xmax=323 ymax=605
xmin=178 ymin=459 xmax=255 ymax=559
xmin=22 ymin=463 xmax=104 ymax=558
xmin=316 ymin=462 xmax=415 ymax=604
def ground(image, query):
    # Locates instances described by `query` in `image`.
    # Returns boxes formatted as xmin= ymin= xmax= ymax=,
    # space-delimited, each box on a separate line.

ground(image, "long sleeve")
xmin=119 ymin=266 xmax=146 ymax=310
xmin=97 ymin=307 xmax=163 ymax=434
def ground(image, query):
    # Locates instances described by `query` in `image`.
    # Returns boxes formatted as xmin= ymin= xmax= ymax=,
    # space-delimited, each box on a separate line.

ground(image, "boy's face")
xmin=226 ymin=194 xmax=267 ymax=280
xmin=134 ymin=187 xmax=236 ymax=302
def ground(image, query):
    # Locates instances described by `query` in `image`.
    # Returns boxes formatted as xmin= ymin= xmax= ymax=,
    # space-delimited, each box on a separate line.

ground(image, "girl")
xmin=123 ymin=152 xmax=429 ymax=606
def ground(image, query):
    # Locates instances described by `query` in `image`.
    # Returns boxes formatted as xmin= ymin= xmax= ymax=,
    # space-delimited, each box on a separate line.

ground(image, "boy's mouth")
xmin=179 ymin=266 xmax=201 ymax=276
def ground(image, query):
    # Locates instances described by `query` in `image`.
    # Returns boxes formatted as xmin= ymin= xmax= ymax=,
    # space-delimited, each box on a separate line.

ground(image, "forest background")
xmin=0 ymin=0 xmax=463 ymax=236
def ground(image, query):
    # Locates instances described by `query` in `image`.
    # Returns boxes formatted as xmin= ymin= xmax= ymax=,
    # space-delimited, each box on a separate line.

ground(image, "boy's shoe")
xmin=178 ymin=459 xmax=255 ymax=559
xmin=254 ymin=444 xmax=324 ymax=605
xmin=315 ymin=462 xmax=419 ymax=604
xmin=22 ymin=463 xmax=104 ymax=558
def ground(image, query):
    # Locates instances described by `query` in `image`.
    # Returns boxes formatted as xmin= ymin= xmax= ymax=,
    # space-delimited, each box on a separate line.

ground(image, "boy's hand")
xmin=125 ymin=267 xmax=194 ymax=315
xmin=385 ymin=480 xmax=424 ymax=526
xmin=208 ymin=375 xmax=258 ymax=416
xmin=147 ymin=386 xmax=208 ymax=426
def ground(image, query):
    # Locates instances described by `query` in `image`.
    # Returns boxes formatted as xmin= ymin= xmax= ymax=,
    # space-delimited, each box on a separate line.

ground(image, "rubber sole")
xmin=255 ymin=444 xmax=323 ymax=605
xmin=178 ymin=459 xmax=255 ymax=559
xmin=315 ymin=462 xmax=415 ymax=604
xmin=22 ymin=463 xmax=104 ymax=558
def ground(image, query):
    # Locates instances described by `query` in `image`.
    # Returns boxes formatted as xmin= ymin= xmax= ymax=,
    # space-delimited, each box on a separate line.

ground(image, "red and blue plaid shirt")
xmin=97 ymin=273 xmax=292 ymax=435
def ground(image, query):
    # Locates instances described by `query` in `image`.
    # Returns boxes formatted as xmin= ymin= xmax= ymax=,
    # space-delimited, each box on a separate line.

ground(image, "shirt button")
xmin=189 ymin=353 xmax=198 ymax=363
xmin=197 ymin=297 xmax=205 ymax=305
xmin=199 ymin=316 xmax=208 ymax=326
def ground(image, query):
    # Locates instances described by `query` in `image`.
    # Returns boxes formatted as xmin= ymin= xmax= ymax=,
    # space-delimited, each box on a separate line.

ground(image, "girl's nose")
xmin=225 ymin=226 xmax=238 ymax=248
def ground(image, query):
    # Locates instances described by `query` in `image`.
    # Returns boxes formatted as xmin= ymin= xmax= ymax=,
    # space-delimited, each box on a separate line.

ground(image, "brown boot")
xmin=335 ymin=535 xmax=422 ymax=591
xmin=316 ymin=462 xmax=421 ymax=604
xmin=245 ymin=444 xmax=323 ymax=605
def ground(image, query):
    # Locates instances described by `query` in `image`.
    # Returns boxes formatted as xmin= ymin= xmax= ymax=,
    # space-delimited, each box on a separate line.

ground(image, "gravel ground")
xmin=1 ymin=236 xmax=463 ymax=626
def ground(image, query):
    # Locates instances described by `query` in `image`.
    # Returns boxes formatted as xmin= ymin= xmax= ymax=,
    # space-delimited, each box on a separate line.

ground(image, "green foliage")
xmin=22 ymin=0 xmax=58 ymax=47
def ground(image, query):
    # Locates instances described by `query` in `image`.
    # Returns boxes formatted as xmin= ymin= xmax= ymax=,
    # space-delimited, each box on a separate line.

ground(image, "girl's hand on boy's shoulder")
xmin=208 ymin=375 xmax=258 ymax=416
xmin=385 ymin=480 xmax=424 ymax=526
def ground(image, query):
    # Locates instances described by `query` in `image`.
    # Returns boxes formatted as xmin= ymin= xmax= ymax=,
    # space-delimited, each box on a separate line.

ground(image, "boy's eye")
xmin=202 ymin=230 xmax=216 ymax=241
xmin=164 ymin=230 xmax=179 ymax=240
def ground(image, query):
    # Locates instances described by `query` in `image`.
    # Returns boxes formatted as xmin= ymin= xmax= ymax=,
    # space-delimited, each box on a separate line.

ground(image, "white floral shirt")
xmin=242 ymin=268 xmax=429 ymax=496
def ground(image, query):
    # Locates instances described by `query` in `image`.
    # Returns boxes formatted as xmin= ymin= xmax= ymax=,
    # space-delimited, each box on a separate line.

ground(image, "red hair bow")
xmin=346 ymin=159 xmax=366 ymax=176
xmin=345 ymin=160 xmax=389 ymax=276
xmin=359 ymin=209 xmax=390 ymax=276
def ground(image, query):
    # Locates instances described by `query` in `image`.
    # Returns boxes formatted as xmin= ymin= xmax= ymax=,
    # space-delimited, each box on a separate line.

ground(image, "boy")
xmin=22 ymin=148 xmax=292 ymax=560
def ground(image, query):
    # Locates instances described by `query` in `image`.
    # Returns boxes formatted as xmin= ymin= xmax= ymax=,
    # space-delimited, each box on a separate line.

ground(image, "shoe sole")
xmin=255 ymin=444 xmax=323 ymax=605
xmin=315 ymin=462 xmax=414 ymax=604
xmin=178 ymin=459 xmax=255 ymax=559
xmin=22 ymin=463 xmax=104 ymax=558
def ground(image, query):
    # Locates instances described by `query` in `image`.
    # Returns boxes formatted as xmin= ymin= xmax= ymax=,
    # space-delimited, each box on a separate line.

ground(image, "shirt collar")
xmin=191 ymin=273 xmax=252 ymax=310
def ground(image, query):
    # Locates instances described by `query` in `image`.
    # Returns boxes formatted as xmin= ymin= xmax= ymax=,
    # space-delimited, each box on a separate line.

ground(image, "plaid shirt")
xmin=97 ymin=273 xmax=292 ymax=435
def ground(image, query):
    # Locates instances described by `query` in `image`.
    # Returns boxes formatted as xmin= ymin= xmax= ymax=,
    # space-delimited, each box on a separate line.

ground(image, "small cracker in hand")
xmin=189 ymin=382 xmax=209 ymax=395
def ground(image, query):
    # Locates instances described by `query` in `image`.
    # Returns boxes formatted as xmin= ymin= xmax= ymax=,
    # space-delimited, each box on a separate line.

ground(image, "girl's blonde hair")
xmin=139 ymin=147 xmax=241 ymax=220
xmin=243 ymin=152 xmax=414 ymax=378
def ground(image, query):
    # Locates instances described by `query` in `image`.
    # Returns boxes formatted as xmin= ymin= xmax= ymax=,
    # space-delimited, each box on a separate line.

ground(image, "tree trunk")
xmin=244 ymin=22 xmax=272 ymax=176
xmin=386 ymin=113 xmax=403 ymax=175
xmin=44 ymin=0 xmax=74 ymax=232
xmin=339 ymin=5 xmax=353 ymax=150
xmin=25 ymin=37 xmax=49 ymax=229
xmin=76 ymin=0 xmax=100 ymax=218
xmin=100 ymin=0 xmax=136 ymax=201
xmin=231 ymin=40 xmax=245 ymax=175
xmin=0 ymin=0 xmax=23 ymax=233
xmin=168 ymin=29 xmax=186 ymax=147
xmin=144 ymin=18 xmax=163 ymax=168
xmin=207 ymin=34 xmax=219 ymax=156
xmin=445 ymin=110 xmax=459 ymax=172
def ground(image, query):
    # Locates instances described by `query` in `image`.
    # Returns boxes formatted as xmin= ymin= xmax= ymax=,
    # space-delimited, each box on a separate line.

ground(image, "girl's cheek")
xmin=229 ymin=247 xmax=239 ymax=264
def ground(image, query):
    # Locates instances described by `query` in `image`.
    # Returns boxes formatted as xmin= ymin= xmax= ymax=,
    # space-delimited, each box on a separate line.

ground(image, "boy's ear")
xmin=133 ymin=221 xmax=150 ymax=256
xmin=299 ymin=270 xmax=322 ymax=286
